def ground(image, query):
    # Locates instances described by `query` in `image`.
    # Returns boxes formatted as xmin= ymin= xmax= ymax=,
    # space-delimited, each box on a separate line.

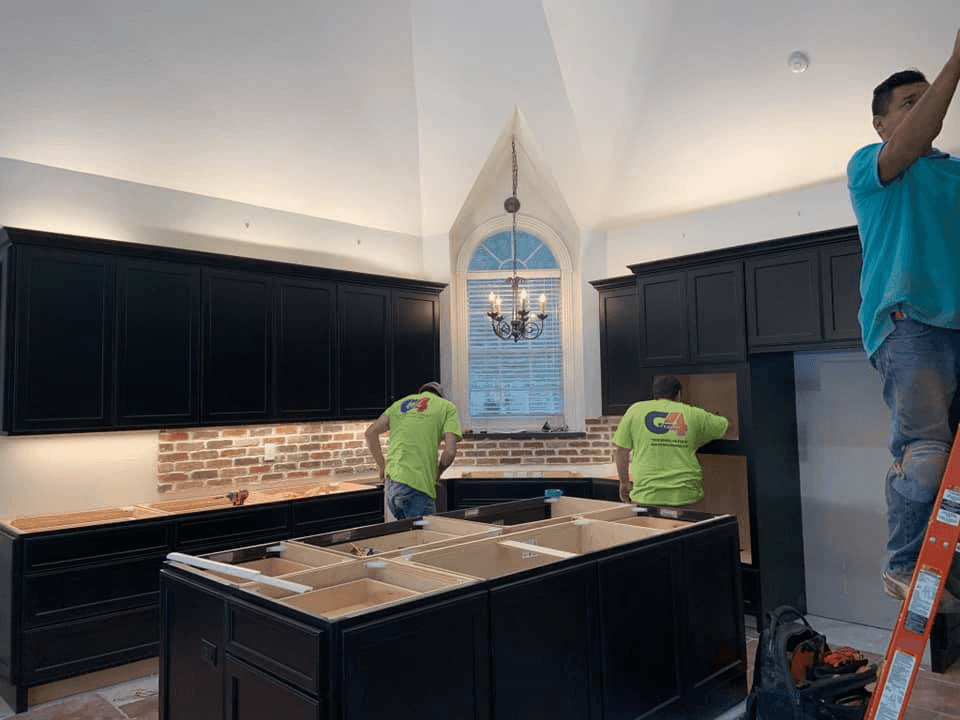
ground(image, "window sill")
xmin=462 ymin=431 xmax=587 ymax=440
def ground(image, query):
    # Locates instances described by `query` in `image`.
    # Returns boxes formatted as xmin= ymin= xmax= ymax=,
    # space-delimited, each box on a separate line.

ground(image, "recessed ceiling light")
xmin=788 ymin=51 xmax=810 ymax=74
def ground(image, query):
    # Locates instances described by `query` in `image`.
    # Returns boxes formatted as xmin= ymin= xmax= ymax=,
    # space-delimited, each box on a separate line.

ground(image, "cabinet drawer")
xmin=227 ymin=601 xmax=326 ymax=695
xmin=291 ymin=492 xmax=382 ymax=528
xmin=21 ymin=605 xmax=159 ymax=683
xmin=22 ymin=521 xmax=172 ymax=570
xmin=22 ymin=554 xmax=164 ymax=627
xmin=175 ymin=505 xmax=290 ymax=550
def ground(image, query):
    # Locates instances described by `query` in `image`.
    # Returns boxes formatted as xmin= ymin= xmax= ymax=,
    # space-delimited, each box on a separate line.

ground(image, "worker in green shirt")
xmin=612 ymin=376 xmax=729 ymax=506
xmin=364 ymin=381 xmax=462 ymax=520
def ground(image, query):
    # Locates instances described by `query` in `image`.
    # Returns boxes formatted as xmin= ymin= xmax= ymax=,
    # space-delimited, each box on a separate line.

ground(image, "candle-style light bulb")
xmin=539 ymin=293 xmax=546 ymax=314
xmin=520 ymin=288 xmax=528 ymax=311
xmin=488 ymin=291 xmax=496 ymax=313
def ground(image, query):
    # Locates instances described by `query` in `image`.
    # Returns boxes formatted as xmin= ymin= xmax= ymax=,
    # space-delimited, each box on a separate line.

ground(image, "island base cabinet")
xmin=338 ymin=592 xmax=490 ymax=720
xmin=161 ymin=576 xmax=225 ymax=720
xmin=225 ymin=656 xmax=323 ymax=720
xmin=490 ymin=563 xmax=601 ymax=720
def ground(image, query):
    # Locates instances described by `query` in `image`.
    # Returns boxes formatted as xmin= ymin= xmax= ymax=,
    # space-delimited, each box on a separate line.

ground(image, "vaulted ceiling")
xmin=3 ymin=1 xmax=957 ymax=239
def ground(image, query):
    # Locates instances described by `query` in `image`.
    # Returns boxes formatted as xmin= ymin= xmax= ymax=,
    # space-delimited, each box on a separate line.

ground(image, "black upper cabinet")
xmin=0 ymin=228 xmax=444 ymax=433
xmin=594 ymin=278 xmax=641 ymax=415
xmin=202 ymin=269 xmax=271 ymax=423
xmin=820 ymin=241 xmax=863 ymax=342
xmin=634 ymin=264 xmax=745 ymax=367
xmin=10 ymin=246 xmax=114 ymax=432
xmin=391 ymin=290 xmax=439 ymax=402
xmin=687 ymin=262 xmax=746 ymax=363
xmin=338 ymin=285 xmax=391 ymax=417
xmin=638 ymin=271 xmax=688 ymax=365
xmin=274 ymin=278 xmax=336 ymax=419
xmin=116 ymin=259 xmax=200 ymax=427
xmin=745 ymin=250 xmax=822 ymax=350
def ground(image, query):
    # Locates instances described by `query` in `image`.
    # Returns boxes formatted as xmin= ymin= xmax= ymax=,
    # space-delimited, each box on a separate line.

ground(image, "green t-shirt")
xmin=611 ymin=399 xmax=728 ymax=505
xmin=384 ymin=393 xmax=462 ymax=498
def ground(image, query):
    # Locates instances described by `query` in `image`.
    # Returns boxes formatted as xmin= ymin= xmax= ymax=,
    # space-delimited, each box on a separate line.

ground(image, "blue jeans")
xmin=871 ymin=315 xmax=960 ymax=583
xmin=384 ymin=477 xmax=436 ymax=520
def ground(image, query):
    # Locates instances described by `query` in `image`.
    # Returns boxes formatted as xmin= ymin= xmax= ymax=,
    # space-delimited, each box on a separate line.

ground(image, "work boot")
xmin=883 ymin=567 xmax=960 ymax=614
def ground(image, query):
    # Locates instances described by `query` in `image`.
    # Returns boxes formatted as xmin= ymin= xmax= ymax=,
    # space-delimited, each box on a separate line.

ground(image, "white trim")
xmin=451 ymin=217 xmax=584 ymax=432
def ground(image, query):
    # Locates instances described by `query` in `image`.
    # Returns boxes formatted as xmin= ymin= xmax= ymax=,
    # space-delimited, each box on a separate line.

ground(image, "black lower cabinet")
xmin=0 ymin=487 xmax=383 ymax=714
xmin=338 ymin=592 xmax=489 ymax=720
xmin=225 ymin=655 xmax=322 ymax=720
xmin=597 ymin=543 xmax=682 ymax=720
xmin=161 ymin=577 xmax=224 ymax=720
xmin=490 ymin=563 xmax=601 ymax=720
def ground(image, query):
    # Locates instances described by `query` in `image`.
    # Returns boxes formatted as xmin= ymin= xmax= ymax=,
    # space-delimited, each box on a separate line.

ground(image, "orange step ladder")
xmin=865 ymin=437 xmax=960 ymax=720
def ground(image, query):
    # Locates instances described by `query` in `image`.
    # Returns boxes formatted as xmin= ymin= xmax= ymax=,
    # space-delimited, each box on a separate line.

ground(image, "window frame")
xmin=451 ymin=215 xmax=584 ymax=433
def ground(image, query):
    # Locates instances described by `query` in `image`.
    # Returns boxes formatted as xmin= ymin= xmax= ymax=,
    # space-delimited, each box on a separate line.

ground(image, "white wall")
xmin=794 ymin=350 xmax=897 ymax=629
xmin=0 ymin=157 xmax=426 ymax=519
xmin=603 ymin=178 xmax=857 ymax=274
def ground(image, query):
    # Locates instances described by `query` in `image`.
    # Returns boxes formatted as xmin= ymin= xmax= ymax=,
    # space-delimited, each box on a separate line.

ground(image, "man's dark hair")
xmin=872 ymin=69 xmax=927 ymax=116
xmin=418 ymin=381 xmax=444 ymax=398
xmin=652 ymin=376 xmax=682 ymax=400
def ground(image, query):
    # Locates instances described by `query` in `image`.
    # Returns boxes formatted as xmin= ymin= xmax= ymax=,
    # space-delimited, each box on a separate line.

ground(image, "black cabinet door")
xmin=391 ymin=290 xmax=439 ymax=403
xmin=638 ymin=272 xmax=688 ymax=365
xmin=116 ymin=258 xmax=200 ymax=427
xmin=10 ymin=246 xmax=113 ymax=432
xmin=490 ymin=562 xmax=601 ymax=720
xmin=820 ymin=241 xmax=863 ymax=342
xmin=225 ymin=655 xmax=322 ymax=720
xmin=745 ymin=250 xmax=822 ymax=349
xmin=338 ymin=285 xmax=390 ymax=417
xmin=202 ymin=269 xmax=271 ymax=422
xmin=339 ymin=591 xmax=489 ymax=720
xmin=161 ymin=575 xmax=224 ymax=720
xmin=688 ymin=262 xmax=746 ymax=363
xmin=274 ymin=278 xmax=336 ymax=419
xmin=597 ymin=542 xmax=682 ymax=720
xmin=598 ymin=283 xmax=641 ymax=415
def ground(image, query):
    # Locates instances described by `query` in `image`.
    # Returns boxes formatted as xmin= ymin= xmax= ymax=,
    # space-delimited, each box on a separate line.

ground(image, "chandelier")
xmin=485 ymin=137 xmax=548 ymax=342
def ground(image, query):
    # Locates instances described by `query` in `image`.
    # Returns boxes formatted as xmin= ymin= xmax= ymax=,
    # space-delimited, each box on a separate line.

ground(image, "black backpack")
xmin=745 ymin=606 xmax=878 ymax=720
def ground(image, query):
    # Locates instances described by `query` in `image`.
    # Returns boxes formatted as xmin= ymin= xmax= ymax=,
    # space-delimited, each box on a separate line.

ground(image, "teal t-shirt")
xmin=847 ymin=143 xmax=960 ymax=357
xmin=384 ymin=393 xmax=462 ymax=498
xmin=612 ymin=399 xmax=728 ymax=505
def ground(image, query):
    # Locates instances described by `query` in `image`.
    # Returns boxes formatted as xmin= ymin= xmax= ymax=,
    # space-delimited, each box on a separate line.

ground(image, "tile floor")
xmin=0 ymin=615 xmax=956 ymax=719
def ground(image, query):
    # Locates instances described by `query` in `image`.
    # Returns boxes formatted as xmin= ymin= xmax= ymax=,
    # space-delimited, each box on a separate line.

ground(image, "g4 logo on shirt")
xmin=644 ymin=411 xmax=688 ymax=437
xmin=400 ymin=397 xmax=430 ymax=414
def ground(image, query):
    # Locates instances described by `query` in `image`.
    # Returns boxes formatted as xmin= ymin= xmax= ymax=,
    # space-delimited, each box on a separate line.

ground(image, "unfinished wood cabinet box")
xmin=692 ymin=454 xmax=752 ymax=564
xmin=245 ymin=558 xmax=477 ymax=618
xmin=399 ymin=534 xmax=569 ymax=579
xmin=184 ymin=541 xmax=351 ymax=585
xmin=654 ymin=371 xmax=740 ymax=440
xmin=502 ymin=518 xmax=666 ymax=552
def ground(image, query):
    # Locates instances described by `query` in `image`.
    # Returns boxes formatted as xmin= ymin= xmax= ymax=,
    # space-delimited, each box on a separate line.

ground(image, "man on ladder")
xmin=847 ymin=28 xmax=960 ymax=614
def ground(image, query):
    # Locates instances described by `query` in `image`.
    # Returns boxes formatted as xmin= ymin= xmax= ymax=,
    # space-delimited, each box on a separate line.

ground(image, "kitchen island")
xmin=160 ymin=496 xmax=747 ymax=720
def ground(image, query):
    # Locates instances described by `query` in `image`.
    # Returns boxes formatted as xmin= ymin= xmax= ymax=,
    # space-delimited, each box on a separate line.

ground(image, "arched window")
xmin=462 ymin=229 xmax=565 ymax=428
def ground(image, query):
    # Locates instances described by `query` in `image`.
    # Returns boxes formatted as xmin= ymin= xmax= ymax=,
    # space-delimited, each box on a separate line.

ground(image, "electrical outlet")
xmin=264 ymin=444 xmax=277 ymax=461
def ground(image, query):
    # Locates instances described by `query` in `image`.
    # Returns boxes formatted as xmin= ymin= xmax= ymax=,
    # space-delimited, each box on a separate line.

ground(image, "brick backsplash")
xmin=156 ymin=416 xmax=622 ymax=494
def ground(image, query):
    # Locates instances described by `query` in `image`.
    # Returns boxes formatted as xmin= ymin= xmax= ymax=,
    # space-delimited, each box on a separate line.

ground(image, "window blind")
xmin=467 ymin=276 xmax=563 ymax=418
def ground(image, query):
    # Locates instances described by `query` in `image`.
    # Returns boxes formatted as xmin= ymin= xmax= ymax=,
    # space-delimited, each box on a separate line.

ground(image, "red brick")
xmin=333 ymin=433 xmax=353 ymax=440
xmin=287 ymin=471 xmax=309 ymax=479
xmin=175 ymin=442 xmax=205 ymax=452
xmin=174 ymin=461 xmax=205 ymax=471
xmin=310 ymin=451 xmax=333 ymax=460
xmin=273 ymin=425 xmax=299 ymax=434
xmin=222 ymin=428 xmax=249 ymax=437
xmin=160 ymin=432 xmax=189 ymax=441
xmin=190 ymin=450 xmax=219 ymax=461
xmin=159 ymin=473 xmax=189 ymax=483
xmin=220 ymin=468 xmax=249 ymax=478
xmin=500 ymin=458 xmax=522 ymax=465
xmin=206 ymin=440 xmax=234 ymax=449
xmin=322 ymin=442 xmax=344 ymax=450
xmin=249 ymin=465 xmax=270 ymax=473
xmin=546 ymin=457 xmax=570 ymax=463
xmin=158 ymin=443 xmax=175 ymax=453
xmin=234 ymin=457 xmax=260 ymax=466
xmin=220 ymin=448 xmax=246 ymax=458
xmin=510 ymin=450 xmax=535 ymax=457
xmin=533 ymin=449 xmax=557 ymax=456
xmin=250 ymin=428 xmax=274 ymax=436
xmin=260 ymin=473 xmax=284 ymax=482
xmin=310 ymin=469 xmax=333 ymax=478
xmin=204 ymin=477 xmax=234 ymax=487
xmin=191 ymin=470 xmax=220 ymax=480
xmin=190 ymin=430 xmax=221 ymax=439
xmin=159 ymin=452 xmax=189 ymax=463
xmin=206 ymin=459 xmax=233 ymax=469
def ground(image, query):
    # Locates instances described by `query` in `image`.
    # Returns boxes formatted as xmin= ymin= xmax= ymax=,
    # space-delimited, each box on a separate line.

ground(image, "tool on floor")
xmin=864 ymin=435 xmax=960 ymax=720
